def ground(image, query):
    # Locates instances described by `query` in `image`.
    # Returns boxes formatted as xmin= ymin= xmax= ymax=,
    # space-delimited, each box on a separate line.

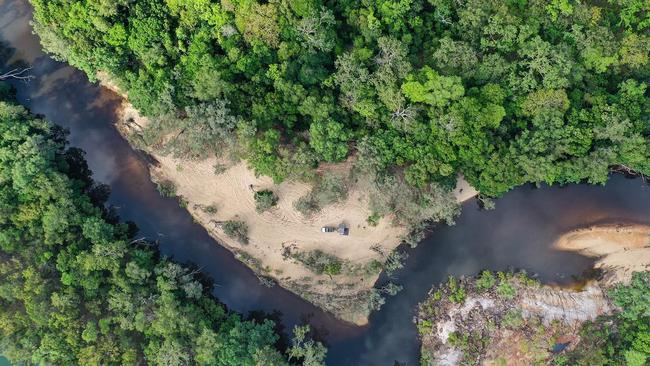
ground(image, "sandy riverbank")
xmin=554 ymin=224 xmax=650 ymax=285
xmin=99 ymin=72 xmax=478 ymax=324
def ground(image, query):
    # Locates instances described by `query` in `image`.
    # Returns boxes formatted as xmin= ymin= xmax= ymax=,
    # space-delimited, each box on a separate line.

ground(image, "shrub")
xmin=447 ymin=277 xmax=466 ymax=303
xmin=380 ymin=282 xmax=403 ymax=296
xmin=476 ymin=270 xmax=496 ymax=292
xmin=213 ymin=163 xmax=228 ymax=175
xmin=156 ymin=179 xmax=177 ymax=197
xmin=323 ymin=262 xmax=342 ymax=277
xmin=367 ymin=289 xmax=386 ymax=312
xmin=312 ymin=172 xmax=348 ymax=206
xmin=293 ymin=172 xmax=348 ymax=216
xmin=292 ymin=250 xmax=342 ymax=276
xmin=384 ymin=250 xmax=408 ymax=276
xmin=254 ymin=189 xmax=278 ymax=213
xmin=369 ymin=173 xmax=459 ymax=226
xmin=222 ymin=220 xmax=249 ymax=244
xmin=365 ymin=259 xmax=383 ymax=275
xmin=203 ymin=204 xmax=218 ymax=214
xmin=293 ymin=196 xmax=320 ymax=216
xmin=418 ymin=319 xmax=433 ymax=336
xmin=366 ymin=212 xmax=381 ymax=226
xmin=502 ymin=309 xmax=524 ymax=329
xmin=496 ymin=282 xmax=517 ymax=300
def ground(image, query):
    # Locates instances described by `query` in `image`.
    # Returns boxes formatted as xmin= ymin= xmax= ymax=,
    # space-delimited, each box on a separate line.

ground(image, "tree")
xmin=0 ymin=95 xmax=297 ymax=365
xmin=254 ymin=190 xmax=278 ymax=213
xmin=288 ymin=325 xmax=327 ymax=366
xmin=401 ymin=66 xmax=464 ymax=108
xmin=309 ymin=120 xmax=350 ymax=162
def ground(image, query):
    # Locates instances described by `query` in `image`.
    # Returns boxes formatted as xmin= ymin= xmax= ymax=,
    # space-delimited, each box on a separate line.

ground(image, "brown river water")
xmin=2 ymin=1 xmax=649 ymax=364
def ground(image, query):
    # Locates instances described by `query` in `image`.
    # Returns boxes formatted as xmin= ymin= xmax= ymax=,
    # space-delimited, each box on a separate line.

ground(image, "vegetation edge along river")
xmin=24 ymin=0 xmax=650 ymax=325
xmin=0 ymin=84 xmax=328 ymax=365
xmin=1 ymin=1 xmax=648 ymax=364
xmin=417 ymin=224 xmax=650 ymax=365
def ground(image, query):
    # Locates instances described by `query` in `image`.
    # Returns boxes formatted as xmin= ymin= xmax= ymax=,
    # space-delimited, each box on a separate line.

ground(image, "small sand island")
xmin=417 ymin=224 xmax=650 ymax=365
xmin=554 ymin=224 xmax=650 ymax=285
xmin=102 ymin=74 xmax=477 ymax=324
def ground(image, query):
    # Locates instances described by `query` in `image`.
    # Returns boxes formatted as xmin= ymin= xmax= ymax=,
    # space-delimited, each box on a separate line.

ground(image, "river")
xmin=2 ymin=1 xmax=650 ymax=365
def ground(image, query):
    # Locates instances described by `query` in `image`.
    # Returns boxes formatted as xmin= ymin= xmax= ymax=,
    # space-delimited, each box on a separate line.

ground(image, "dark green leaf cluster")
xmin=0 ymin=95 xmax=297 ymax=365
xmin=254 ymin=189 xmax=279 ymax=213
xmin=557 ymin=271 xmax=650 ymax=366
xmin=29 ymin=0 xmax=650 ymax=197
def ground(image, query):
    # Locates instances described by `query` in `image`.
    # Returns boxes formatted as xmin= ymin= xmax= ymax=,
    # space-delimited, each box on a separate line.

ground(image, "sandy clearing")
xmin=99 ymin=72 xmax=478 ymax=324
xmin=554 ymin=224 xmax=650 ymax=285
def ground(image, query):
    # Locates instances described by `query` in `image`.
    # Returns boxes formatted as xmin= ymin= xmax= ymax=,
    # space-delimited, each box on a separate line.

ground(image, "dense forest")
xmin=29 ymin=0 xmax=650 ymax=197
xmin=559 ymin=272 xmax=650 ymax=366
xmin=0 ymin=85 xmax=325 ymax=365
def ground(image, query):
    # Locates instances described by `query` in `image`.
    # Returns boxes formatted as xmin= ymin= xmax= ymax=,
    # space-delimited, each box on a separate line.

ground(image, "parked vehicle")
xmin=321 ymin=226 xmax=336 ymax=233
xmin=338 ymin=223 xmax=349 ymax=236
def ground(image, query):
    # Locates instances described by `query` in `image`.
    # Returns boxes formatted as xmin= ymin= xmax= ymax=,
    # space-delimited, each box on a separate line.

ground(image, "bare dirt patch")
xmin=99 ymin=73 xmax=478 ymax=324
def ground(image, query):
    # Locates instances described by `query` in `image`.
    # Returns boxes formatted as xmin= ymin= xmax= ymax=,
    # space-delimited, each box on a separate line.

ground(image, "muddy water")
xmin=2 ymin=1 xmax=650 ymax=365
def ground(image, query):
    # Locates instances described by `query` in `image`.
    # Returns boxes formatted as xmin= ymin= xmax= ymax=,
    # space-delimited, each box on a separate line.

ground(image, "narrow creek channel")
xmin=2 ymin=1 xmax=650 ymax=365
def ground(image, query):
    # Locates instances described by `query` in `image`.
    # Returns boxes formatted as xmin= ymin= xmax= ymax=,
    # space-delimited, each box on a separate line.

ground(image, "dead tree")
xmin=612 ymin=164 xmax=647 ymax=182
xmin=0 ymin=67 xmax=34 ymax=81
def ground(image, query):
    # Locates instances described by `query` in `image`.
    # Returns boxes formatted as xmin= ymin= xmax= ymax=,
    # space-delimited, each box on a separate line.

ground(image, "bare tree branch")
xmin=0 ymin=67 xmax=34 ymax=81
xmin=611 ymin=164 xmax=647 ymax=182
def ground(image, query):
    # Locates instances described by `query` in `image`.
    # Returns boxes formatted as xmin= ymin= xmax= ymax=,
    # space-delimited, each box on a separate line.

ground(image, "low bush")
xmin=294 ymin=172 xmax=348 ymax=217
xmin=293 ymin=250 xmax=343 ymax=276
xmin=222 ymin=220 xmax=249 ymax=244
xmin=502 ymin=309 xmax=524 ymax=329
xmin=496 ymin=281 xmax=517 ymax=300
xmin=294 ymin=196 xmax=320 ymax=216
xmin=254 ymin=189 xmax=278 ymax=213
xmin=476 ymin=270 xmax=496 ymax=292
xmin=156 ymin=179 xmax=177 ymax=197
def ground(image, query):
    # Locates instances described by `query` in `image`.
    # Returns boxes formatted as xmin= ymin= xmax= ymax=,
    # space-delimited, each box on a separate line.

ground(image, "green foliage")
xmin=475 ymin=270 xmax=496 ymax=292
xmin=222 ymin=220 xmax=249 ymax=244
xmin=496 ymin=282 xmax=517 ymax=300
xmin=0 ymin=97 xmax=293 ymax=365
xmin=254 ymin=189 xmax=278 ymax=213
xmin=384 ymin=250 xmax=408 ymax=277
xmin=203 ymin=204 xmax=218 ymax=215
xmin=558 ymin=272 xmax=650 ymax=366
xmin=294 ymin=172 xmax=348 ymax=216
xmin=156 ymin=179 xmax=177 ymax=197
xmin=446 ymin=277 xmax=466 ymax=304
xmin=293 ymin=250 xmax=342 ymax=277
xmin=368 ymin=174 xmax=459 ymax=226
xmin=366 ymin=212 xmax=382 ymax=226
xmin=309 ymin=120 xmax=350 ymax=162
xmin=401 ymin=66 xmax=464 ymax=108
xmin=29 ymin=0 xmax=650 ymax=216
xmin=288 ymin=325 xmax=327 ymax=366
xmin=502 ymin=310 xmax=524 ymax=329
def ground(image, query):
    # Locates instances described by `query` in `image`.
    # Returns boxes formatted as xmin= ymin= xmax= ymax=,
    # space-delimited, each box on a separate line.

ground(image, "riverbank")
xmin=417 ymin=223 xmax=650 ymax=365
xmin=417 ymin=272 xmax=612 ymax=366
xmin=554 ymin=224 xmax=650 ymax=285
xmin=99 ymin=72 xmax=478 ymax=325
